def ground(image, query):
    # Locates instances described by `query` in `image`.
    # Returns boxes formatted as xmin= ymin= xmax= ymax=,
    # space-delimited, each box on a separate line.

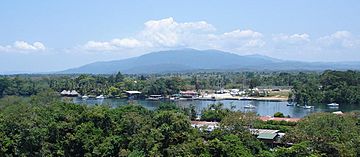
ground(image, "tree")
xmin=249 ymin=78 xmax=261 ymax=89
xmin=201 ymin=103 xmax=230 ymax=122
xmin=115 ymin=72 xmax=124 ymax=82
xmin=274 ymin=112 xmax=285 ymax=118
xmin=285 ymin=113 xmax=360 ymax=157
xmin=0 ymin=78 xmax=10 ymax=98
xmin=153 ymin=111 xmax=192 ymax=155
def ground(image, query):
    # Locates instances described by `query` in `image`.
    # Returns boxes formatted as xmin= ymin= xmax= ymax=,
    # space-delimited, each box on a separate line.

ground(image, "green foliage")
xmin=272 ymin=142 xmax=321 ymax=157
xmin=0 ymin=95 xmax=273 ymax=156
xmin=249 ymin=77 xmax=261 ymax=89
xmin=285 ymin=113 xmax=360 ymax=157
xmin=292 ymin=70 xmax=360 ymax=105
xmin=157 ymin=102 xmax=181 ymax=112
xmin=0 ymin=78 xmax=10 ymax=97
xmin=274 ymin=112 xmax=285 ymax=118
xmin=201 ymin=103 xmax=230 ymax=122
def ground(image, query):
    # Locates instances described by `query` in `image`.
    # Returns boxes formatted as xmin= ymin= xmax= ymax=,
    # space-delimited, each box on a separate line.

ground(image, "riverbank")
xmin=196 ymin=93 xmax=288 ymax=102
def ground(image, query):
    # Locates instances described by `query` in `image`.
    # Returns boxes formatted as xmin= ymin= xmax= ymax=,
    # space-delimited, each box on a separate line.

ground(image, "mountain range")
xmin=60 ymin=49 xmax=360 ymax=74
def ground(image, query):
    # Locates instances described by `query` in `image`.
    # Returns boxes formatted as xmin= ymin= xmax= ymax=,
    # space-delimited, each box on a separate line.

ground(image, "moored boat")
xmin=146 ymin=95 xmax=163 ymax=101
xmin=287 ymin=102 xmax=295 ymax=106
xmin=327 ymin=103 xmax=339 ymax=107
xmin=96 ymin=95 xmax=105 ymax=99
xmin=303 ymin=105 xmax=314 ymax=109
xmin=82 ymin=95 xmax=89 ymax=100
xmin=244 ymin=104 xmax=256 ymax=109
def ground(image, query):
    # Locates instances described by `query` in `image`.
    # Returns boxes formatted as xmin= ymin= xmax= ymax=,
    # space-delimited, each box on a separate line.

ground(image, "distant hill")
xmin=60 ymin=49 xmax=360 ymax=74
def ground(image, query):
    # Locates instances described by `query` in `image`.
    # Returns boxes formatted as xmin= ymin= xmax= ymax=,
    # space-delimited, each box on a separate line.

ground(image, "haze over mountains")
xmin=60 ymin=49 xmax=360 ymax=74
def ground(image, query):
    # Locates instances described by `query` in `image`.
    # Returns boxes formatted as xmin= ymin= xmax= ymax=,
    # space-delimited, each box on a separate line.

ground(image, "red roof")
xmin=259 ymin=116 xmax=301 ymax=122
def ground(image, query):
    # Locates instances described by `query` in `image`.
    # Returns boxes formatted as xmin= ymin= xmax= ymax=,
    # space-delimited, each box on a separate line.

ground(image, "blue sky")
xmin=1 ymin=0 xmax=360 ymax=73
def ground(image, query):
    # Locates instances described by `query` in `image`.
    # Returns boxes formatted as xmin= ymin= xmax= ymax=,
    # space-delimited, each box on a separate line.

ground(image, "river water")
xmin=70 ymin=98 xmax=359 ymax=118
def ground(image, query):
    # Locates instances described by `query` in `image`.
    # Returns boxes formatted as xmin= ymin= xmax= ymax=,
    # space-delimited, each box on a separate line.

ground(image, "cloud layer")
xmin=0 ymin=41 xmax=46 ymax=52
xmin=76 ymin=17 xmax=360 ymax=61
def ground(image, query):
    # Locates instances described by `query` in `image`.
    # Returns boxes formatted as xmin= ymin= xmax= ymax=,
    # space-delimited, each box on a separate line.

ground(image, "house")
xmin=215 ymin=89 xmax=230 ymax=94
xmin=60 ymin=90 xmax=70 ymax=96
xmin=125 ymin=91 xmax=142 ymax=99
xmin=250 ymin=129 xmax=284 ymax=147
xmin=180 ymin=91 xmax=198 ymax=98
xmin=69 ymin=90 xmax=79 ymax=96
xmin=191 ymin=121 xmax=219 ymax=131
xmin=146 ymin=95 xmax=163 ymax=101
xmin=259 ymin=116 xmax=301 ymax=122
xmin=60 ymin=90 xmax=79 ymax=97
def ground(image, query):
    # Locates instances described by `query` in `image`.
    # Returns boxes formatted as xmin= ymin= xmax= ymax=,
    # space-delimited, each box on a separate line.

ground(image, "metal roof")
xmin=257 ymin=133 xmax=277 ymax=140
xmin=125 ymin=91 xmax=142 ymax=94
xmin=250 ymin=129 xmax=279 ymax=135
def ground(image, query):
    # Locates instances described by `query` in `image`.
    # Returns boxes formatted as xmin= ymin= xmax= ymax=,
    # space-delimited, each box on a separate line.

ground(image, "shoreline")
xmin=195 ymin=94 xmax=288 ymax=102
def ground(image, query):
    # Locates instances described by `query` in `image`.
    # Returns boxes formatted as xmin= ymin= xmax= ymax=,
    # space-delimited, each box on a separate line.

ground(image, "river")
xmin=70 ymin=98 xmax=359 ymax=118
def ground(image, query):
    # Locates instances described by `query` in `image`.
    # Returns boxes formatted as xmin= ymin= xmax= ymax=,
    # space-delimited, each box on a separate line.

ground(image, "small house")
xmin=125 ymin=91 xmax=142 ymax=99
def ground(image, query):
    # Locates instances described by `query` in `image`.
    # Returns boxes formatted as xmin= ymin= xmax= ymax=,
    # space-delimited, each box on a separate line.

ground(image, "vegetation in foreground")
xmin=0 ymin=92 xmax=360 ymax=157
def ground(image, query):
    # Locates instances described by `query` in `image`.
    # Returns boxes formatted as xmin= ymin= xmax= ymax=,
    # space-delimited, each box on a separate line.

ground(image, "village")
xmin=60 ymin=86 xmax=291 ymax=102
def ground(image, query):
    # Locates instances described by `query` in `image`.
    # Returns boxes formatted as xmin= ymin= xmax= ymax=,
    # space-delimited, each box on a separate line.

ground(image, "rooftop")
xmin=257 ymin=133 xmax=278 ymax=140
xmin=259 ymin=116 xmax=301 ymax=122
xmin=250 ymin=129 xmax=280 ymax=135
xmin=125 ymin=91 xmax=142 ymax=94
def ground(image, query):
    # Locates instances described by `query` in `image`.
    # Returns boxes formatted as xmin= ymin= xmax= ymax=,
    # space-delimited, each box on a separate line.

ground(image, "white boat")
xmin=169 ymin=97 xmax=177 ymax=101
xmin=303 ymin=105 xmax=314 ymax=109
xmin=327 ymin=103 xmax=339 ymax=107
xmin=146 ymin=95 xmax=163 ymax=101
xmin=244 ymin=104 xmax=256 ymax=109
xmin=287 ymin=103 xmax=295 ymax=106
xmin=96 ymin=95 xmax=105 ymax=99
xmin=82 ymin=95 xmax=89 ymax=100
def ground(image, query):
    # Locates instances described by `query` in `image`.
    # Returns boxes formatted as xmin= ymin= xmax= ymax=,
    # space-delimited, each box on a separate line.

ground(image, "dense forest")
xmin=0 ymin=92 xmax=360 ymax=156
xmin=0 ymin=70 xmax=359 ymax=105
xmin=291 ymin=70 xmax=360 ymax=105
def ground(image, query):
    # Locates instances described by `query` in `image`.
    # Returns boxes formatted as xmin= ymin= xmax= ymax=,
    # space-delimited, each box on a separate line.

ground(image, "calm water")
xmin=69 ymin=98 xmax=360 ymax=118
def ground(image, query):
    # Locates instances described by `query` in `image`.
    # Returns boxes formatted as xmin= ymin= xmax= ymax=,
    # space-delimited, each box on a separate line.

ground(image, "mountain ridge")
xmin=59 ymin=49 xmax=360 ymax=74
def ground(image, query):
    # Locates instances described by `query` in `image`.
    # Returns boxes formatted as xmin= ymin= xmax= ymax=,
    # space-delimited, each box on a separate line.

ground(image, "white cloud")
xmin=83 ymin=38 xmax=144 ymax=51
xmin=318 ymin=31 xmax=360 ymax=48
xmin=14 ymin=41 xmax=46 ymax=51
xmin=211 ymin=29 xmax=265 ymax=51
xmin=273 ymin=33 xmax=310 ymax=43
xmin=0 ymin=41 xmax=46 ymax=52
xmin=78 ymin=18 xmax=360 ymax=61
xmin=81 ymin=17 xmax=216 ymax=51
xmin=111 ymin=38 xmax=143 ymax=48
xmin=223 ymin=29 xmax=263 ymax=38
xmin=140 ymin=17 xmax=215 ymax=47
xmin=79 ymin=18 xmax=265 ymax=54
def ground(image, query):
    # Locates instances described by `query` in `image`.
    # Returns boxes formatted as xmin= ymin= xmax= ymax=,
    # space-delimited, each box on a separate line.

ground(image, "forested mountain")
xmin=60 ymin=49 xmax=360 ymax=74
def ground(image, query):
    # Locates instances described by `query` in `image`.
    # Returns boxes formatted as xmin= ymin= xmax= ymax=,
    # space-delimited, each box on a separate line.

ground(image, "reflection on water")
xmin=70 ymin=97 xmax=359 ymax=118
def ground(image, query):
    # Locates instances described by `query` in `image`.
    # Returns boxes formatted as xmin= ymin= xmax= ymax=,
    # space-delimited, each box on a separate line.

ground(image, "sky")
xmin=1 ymin=0 xmax=360 ymax=73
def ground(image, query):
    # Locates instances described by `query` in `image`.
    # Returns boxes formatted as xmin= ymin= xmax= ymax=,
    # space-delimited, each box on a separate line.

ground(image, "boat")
xmin=287 ymin=102 xmax=295 ymax=106
xmin=146 ymin=95 xmax=163 ymax=101
xmin=96 ymin=95 xmax=105 ymax=99
xmin=81 ymin=95 xmax=89 ymax=100
xmin=244 ymin=104 xmax=256 ymax=109
xmin=327 ymin=103 xmax=339 ymax=107
xmin=170 ymin=97 xmax=179 ymax=101
xmin=303 ymin=105 xmax=314 ymax=109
